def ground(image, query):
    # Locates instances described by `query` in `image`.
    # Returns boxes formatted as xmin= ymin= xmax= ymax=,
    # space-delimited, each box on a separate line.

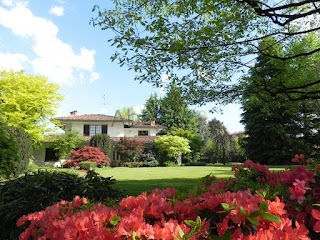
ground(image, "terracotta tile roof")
xmin=54 ymin=114 xmax=125 ymax=122
xmin=131 ymin=122 xmax=162 ymax=128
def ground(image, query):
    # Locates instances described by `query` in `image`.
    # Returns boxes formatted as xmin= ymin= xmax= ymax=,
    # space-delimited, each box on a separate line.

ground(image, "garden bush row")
xmin=16 ymin=156 xmax=320 ymax=239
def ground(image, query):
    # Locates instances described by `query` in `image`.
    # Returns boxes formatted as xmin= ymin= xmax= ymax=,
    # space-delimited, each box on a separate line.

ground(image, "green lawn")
xmin=94 ymin=165 xmax=235 ymax=196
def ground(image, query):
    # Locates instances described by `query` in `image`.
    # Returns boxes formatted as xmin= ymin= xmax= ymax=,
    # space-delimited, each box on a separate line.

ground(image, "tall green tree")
xmin=241 ymin=35 xmax=320 ymax=164
xmin=204 ymin=119 xmax=233 ymax=164
xmin=92 ymin=1 xmax=320 ymax=105
xmin=141 ymin=93 xmax=161 ymax=123
xmin=160 ymin=84 xmax=198 ymax=132
xmin=0 ymin=71 xmax=62 ymax=143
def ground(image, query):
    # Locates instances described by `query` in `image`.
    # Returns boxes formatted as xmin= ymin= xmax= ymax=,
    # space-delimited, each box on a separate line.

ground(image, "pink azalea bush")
xmin=17 ymin=157 xmax=320 ymax=239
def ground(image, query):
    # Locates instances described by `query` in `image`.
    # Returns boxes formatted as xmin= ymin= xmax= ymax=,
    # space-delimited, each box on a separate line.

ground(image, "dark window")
xmin=138 ymin=130 xmax=148 ymax=136
xmin=84 ymin=125 xmax=89 ymax=136
xmin=45 ymin=148 xmax=59 ymax=161
xmin=102 ymin=125 xmax=108 ymax=134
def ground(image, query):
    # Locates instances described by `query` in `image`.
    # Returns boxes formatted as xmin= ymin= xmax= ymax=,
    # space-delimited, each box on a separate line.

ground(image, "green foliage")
xmin=155 ymin=135 xmax=191 ymax=160
xmin=203 ymin=119 xmax=235 ymax=164
xmin=160 ymin=85 xmax=198 ymax=132
xmin=241 ymin=35 xmax=320 ymax=164
xmin=170 ymin=127 xmax=203 ymax=161
xmin=0 ymin=123 xmax=19 ymax=179
xmin=90 ymin=133 xmax=113 ymax=158
xmin=8 ymin=127 xmax=33 ymax=177
xmin=83 ymin=170 xmax=124 ymax=204
xmin=0 ymin=119 xmax=32 ymax=178
xmin=50 ymin=130 xmax=83 ymax=159
xmin=140 ymin=93 xmax=161 ymax=122
xmin=121 ymin=153 xmax=160 ymax=167
xmin=121 ymin=161 xmax=144 ymax=168
xmin=184 ymin=161 xmax=207 ymax=166
xmin=79 ymin=161 xmax=97 ymax=170
xmin=115 ymin=137 xmax=144 ymax=162
xmin=92 ymin=1 xmax=320 ymax=106
xmin=0 ymin=71 xmax=62 ymax=143
xmin=115 ymin=106 xmax=138 ymax=121
xmin=0 ymin=170 xmax=123 ymax=239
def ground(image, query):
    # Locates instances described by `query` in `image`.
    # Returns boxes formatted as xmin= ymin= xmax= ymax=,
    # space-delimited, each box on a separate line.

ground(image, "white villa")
xmin=33 ymin=110 xmax=163 ymax=165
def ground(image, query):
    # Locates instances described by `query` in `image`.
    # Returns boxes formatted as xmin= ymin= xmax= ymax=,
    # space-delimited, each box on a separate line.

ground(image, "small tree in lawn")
xmin=154 ymin=135 xmax=191 ymax=164
xmin=115 ymin=137 xmax=144 ymax=162
xmin=65 ymin=146 xmax=110 ymax=168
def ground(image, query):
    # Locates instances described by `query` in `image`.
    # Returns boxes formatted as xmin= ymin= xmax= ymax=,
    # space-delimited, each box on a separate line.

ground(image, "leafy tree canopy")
xmin=155 ymin=135 xmax=191 ymax=159
xmin=115 ymin=106 xmax=138 ymax=121
xmin=49 ymin=131 xmax=83 ymax=160
xmin=0 ymin=71 xmax=62 ymax=143
xmin=160 ymin=84 xmax=198 ymax=131
xmin=241 ymin=35 xmax=320 ymax=164
xmin=141 ymin=93 xmax=161 ymax=122
xmin=92 ymin=0 xmax=320 ymax=106
xmin=115 ymin=137 xmax=144 ymax=162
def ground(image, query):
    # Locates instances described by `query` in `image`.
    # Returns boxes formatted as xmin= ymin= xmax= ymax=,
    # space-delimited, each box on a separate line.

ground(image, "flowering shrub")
xmin=18 ymin=158 xmax=320 ymax=239
xmin=64 ymin=146 xmax=110 ymax=168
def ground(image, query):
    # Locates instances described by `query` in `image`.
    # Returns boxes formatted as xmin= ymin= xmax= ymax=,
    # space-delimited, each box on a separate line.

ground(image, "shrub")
xmin=84 ymin=170 xmax=124 ymax=203
xmin=79 ymin=161 xmax=97 ymax=170
xmin=185 ymin=161 xmax=207 ymax=166
xmin=115 ymin=137 xmax=144 ymax=162
xmin=143 ymin=159 xmax=159 ymax=167
xmin=90 ymin=133 xmax=113 ymax=157
xmin=138 ymin=152 xmax=159 ymax=167
xmin=0 ymin=123 xmax=32 ymax=178
xmin=0 ymin=170 xmax=122 ymax=239
xmin=121 ymin=161 xmax=144 ymax=168
xmin=139 ymin=152 xmax=157 ymax=162
xmin=64 ymin=146 xmax=110 ymax=168
xmin=50 ymin=130 xmax=83 ymax=159
xmin=0 ymin=124 xmax=19 ymax=178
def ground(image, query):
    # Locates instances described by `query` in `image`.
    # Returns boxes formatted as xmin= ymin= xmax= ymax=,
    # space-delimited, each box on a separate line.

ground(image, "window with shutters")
xmin=83 ymin=125 xmax=108 ymax=136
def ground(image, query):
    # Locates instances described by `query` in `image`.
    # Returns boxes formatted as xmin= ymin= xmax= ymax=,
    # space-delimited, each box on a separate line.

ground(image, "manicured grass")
xmin=94 ymin=165 xmax=235 ymax=196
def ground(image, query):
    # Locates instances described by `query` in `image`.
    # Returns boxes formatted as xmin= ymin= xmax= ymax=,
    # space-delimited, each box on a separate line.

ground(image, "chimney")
xmin=70 ymin=110 xmax=77 ymax=116
xmin=150 ymin=118 xmax=156 ymax=126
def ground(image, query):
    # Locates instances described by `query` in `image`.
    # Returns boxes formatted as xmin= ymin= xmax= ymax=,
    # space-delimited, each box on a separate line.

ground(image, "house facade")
xmin=33 ymin=111 xmax=163 ymax=165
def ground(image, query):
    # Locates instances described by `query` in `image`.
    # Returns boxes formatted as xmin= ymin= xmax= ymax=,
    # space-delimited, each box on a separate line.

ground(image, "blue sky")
xmin=0 ymin=0 xmax=244 ymax=133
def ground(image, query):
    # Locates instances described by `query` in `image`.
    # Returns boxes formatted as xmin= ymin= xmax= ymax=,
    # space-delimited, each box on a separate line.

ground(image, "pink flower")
xmin=289 ymin=179 xmax=310 ymax=203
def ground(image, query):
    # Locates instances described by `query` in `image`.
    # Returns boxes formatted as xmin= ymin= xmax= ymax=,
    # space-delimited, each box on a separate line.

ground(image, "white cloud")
xmin=0 ymin=52 xmax=28 ymax=71
xmin=0 ymin=2 xmax=99 ymax=85
xmin=49 ymin=6 xmax=64 ymax=16
xmin=1 ymin=0 xmax=13 ymax=6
